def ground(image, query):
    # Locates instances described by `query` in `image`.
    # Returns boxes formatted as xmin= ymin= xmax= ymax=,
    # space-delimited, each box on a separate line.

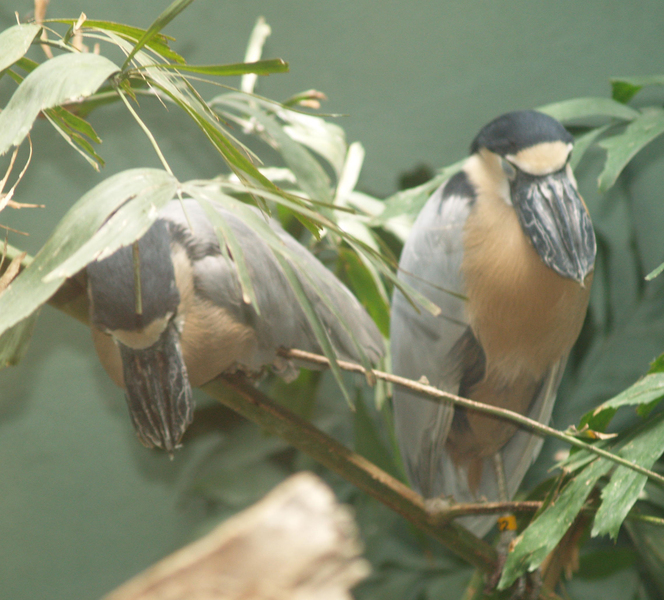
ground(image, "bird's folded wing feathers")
xmin=447 ymin=358 xmax=566 ymax=537
xmin=391 ymin=182 xmax=473 ymax=497
xmin=160 ymin=199 xmax=383 ymax=371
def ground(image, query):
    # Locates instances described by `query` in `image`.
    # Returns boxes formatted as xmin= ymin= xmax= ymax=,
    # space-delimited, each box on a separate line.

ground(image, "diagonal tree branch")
xmin=282 ymin=348 xmax=664 ymax=487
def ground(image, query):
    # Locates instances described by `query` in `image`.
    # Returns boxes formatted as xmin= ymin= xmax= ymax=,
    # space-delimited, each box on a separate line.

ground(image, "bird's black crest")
xmin=470 ymin=110 xmax=573 ymax=157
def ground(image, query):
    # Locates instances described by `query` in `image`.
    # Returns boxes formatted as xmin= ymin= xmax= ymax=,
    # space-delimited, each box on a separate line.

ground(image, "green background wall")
xmin=1 ymin=1 xmax=664 ymax=599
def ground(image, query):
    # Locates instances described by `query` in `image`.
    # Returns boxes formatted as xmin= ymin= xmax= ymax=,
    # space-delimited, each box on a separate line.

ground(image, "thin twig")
xmin=282 ymin=348 xmax=664 ymax=487
xmin=115 ymin=85 xmax=174 ymax=176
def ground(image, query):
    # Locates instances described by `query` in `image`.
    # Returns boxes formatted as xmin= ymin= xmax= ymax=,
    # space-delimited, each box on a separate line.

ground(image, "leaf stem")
xmin=115 ymin=85 xmax=174 ymax=176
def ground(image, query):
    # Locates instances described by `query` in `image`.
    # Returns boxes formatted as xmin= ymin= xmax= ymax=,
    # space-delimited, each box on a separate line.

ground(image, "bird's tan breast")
xmin=91 ymin=245 xmax=259 ymax=391
xmin=462 ymin=191 xmax=592 ymax=382
xmin=171 ymin=244 xmax=258 ymax=387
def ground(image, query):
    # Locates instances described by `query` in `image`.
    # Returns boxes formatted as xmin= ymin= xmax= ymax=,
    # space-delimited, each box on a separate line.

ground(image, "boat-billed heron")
xmin=391 ymin=110 xmax=596 ymax=536
xmin=87 ymin=199 xmax=384 ymax=454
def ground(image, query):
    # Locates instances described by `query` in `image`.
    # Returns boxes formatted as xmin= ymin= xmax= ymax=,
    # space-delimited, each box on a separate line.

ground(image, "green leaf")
xmin=339 ymin=247 xmax=390 ymax=337
xmin=0 ymin=53 xmax=119 ymax=156
xmin=592 ymin=413 xmax=664 ymax=539
xmin=499 ymin=456 xmax=612 ymax=589
xmin=0 ymin=23 xmax=41 ymax=73
xmin=0 ymin=310 xmax=40 ymax=368
xmin=48 ymin=18 xmax=184 ymax=63
xmin=537 ymin=97 xmax=639 ymax=123
xmin=44 ymin=177 xmax=178 ymax=282
xmin=570 ymin=124 xmax=613 ymax=171
xmin=377 ymin=161 xmax=464 ymax=223
xmin=44 ymin=106 xmax=104 ymax=170
xmin=188 ymin=191 xmax=260 ymax=313
xmin=215 ymin=96 xmax=333 ymax=204
xmin=579 ymin=372 xmax=664 ymax=432
xmin=0 ymin=168 xmax=177 ymax=338
xmin=611 ymin=75 xmax=664 ymax=104
xmin=598 ymin=108 xmax=664 ymax=193
xmin=143 ymin=58 xmax=289 ymax=76
xmin=122 ymin=0 xmax=195 ymax=69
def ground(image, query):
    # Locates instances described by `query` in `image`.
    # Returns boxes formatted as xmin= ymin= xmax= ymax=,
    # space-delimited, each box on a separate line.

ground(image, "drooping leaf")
xmin=44 ymin=106 xmax=105 ymax=170
xmin=44 ymin=176 xmax=178 ymax=281
xmin=0 ymin=52 xmax=119 ymax=156
xmin=49 ymin=18 xmax=184 ymax=63
xmin=143 ymin=58 xmax=289 ymax=77
xmin=592 ymin=412 xmax=664 ymax=539
xmin=0 ymin=23 xmax=41 ymax=73
xmin=377 ymin=161 xmax=464 ymax=223
xmin=499 ymin=456 xmax=612 ymax=589
xmin=214 ymin=96 xmax=333 ymax=204
xmin=0 ymin=168 xmax=177 ymax=338
xmin=579 ymin=372 xmax=664 ymax=432
xmin=188 ymin=191 xmax=260 ymax=313
xmin=570 ymin=124 xmax=613 ymax=170
xmin=598 ymin=107 xmax=664 ymax=193
xmin=538 ymin=97 xmax=639 ymax=123
xmin=122 ymin=0 xmax=195 ymax=69
xmin=339 ymin=247 xmax=390 ymax=337
xmin=646 ymin=262 xmax=664 ymax=282
xmin=611 ymin=75 xmax=664 ymax=104
xmin=0 ymin=310 xmax=40 ymax=368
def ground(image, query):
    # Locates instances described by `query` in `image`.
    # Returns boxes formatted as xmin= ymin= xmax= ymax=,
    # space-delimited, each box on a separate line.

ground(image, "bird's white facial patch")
xmin=505 ymin=141 xmax=572 ymax=176
xmin=111 ymin=314 xmax=172 ymax=350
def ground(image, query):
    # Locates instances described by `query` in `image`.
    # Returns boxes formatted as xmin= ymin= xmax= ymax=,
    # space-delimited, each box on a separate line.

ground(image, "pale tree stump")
xmin=103 ymin=472 xmax=370 ymax=600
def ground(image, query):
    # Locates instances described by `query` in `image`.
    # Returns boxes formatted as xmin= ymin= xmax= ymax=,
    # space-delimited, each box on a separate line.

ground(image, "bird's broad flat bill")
xmin=118 ymin=319 xmax=194 ymax=454
xmin=512 ymin=168 xmax=595 ymax=283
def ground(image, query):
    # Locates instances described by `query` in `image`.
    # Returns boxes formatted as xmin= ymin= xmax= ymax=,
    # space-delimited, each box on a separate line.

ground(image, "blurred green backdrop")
xmin=1 ymin=1 xmax=664 ymax=599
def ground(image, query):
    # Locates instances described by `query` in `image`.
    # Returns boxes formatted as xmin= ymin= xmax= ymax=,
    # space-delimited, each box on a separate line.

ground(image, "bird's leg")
xmin=485 ymin=453 xmax=542 ymax=600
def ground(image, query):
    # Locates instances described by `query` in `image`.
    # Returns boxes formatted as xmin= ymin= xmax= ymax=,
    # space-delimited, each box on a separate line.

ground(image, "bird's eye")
xmin=501 ymin=159 xmax=517 ymax=180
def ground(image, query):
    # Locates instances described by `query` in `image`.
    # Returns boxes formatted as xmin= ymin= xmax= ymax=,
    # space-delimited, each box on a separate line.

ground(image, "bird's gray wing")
xmin=391 ymin=177 xmax=473 ymax=497
xmin=161 ymin=199 xmax=383 ymax=374
xmin=442 ymin=358 xmax=566 ymax=537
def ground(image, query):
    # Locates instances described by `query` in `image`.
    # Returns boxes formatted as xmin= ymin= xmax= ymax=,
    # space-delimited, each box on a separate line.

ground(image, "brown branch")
xmin=207 ymin=373 xmax=499 ymax=572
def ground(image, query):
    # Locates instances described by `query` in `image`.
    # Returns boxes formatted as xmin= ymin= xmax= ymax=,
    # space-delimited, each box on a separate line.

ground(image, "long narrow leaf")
xmin=48 ymin=18 xmax=184 ymax=63
xmin=188 ymin=192 xmax=260 ymax=313
xmin=593 ymin=412 xmax=664 ymax=539
xmin=141 ymin=59 xmax=288 ymax=77
xmin=570 ymin=124 xmax=613 ymax=170
xmin=538 ymin=97 xmax=639 ymax=123
xmin=122 ymin=0 xmax=195 ymax=69
xmin=0 ymin=310 xmax=41 ymax=368
xmin=216 ymin=97 xmax=333 ymax=204
xmin=0 ymin=53 xmax=119 ymax=155
xmin=598 ymin=108 xmax=664 ymax=192
xmin=45 ymin=179 xmax=178 ymax=281
xmin=499 ymin=457 xmax=612 ymax=589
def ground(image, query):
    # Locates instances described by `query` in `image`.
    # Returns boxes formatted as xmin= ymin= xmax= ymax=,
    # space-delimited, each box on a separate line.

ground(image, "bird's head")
xmin=470 ymin=110 xmax=596 ymax=284
xmin=87 ymin=219 xmax=193 ymax=455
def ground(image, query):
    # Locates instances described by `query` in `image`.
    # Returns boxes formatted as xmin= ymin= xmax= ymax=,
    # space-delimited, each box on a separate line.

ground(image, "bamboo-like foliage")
xmin=1 ymin=3 xmax=664 ymax=599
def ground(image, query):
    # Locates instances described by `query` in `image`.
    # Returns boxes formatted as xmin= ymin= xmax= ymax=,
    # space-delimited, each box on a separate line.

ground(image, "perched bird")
xmin=391 ymin=110 xmax=595 ymax=536
xmin=87 ymin=199 xmax=383 ymax=453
